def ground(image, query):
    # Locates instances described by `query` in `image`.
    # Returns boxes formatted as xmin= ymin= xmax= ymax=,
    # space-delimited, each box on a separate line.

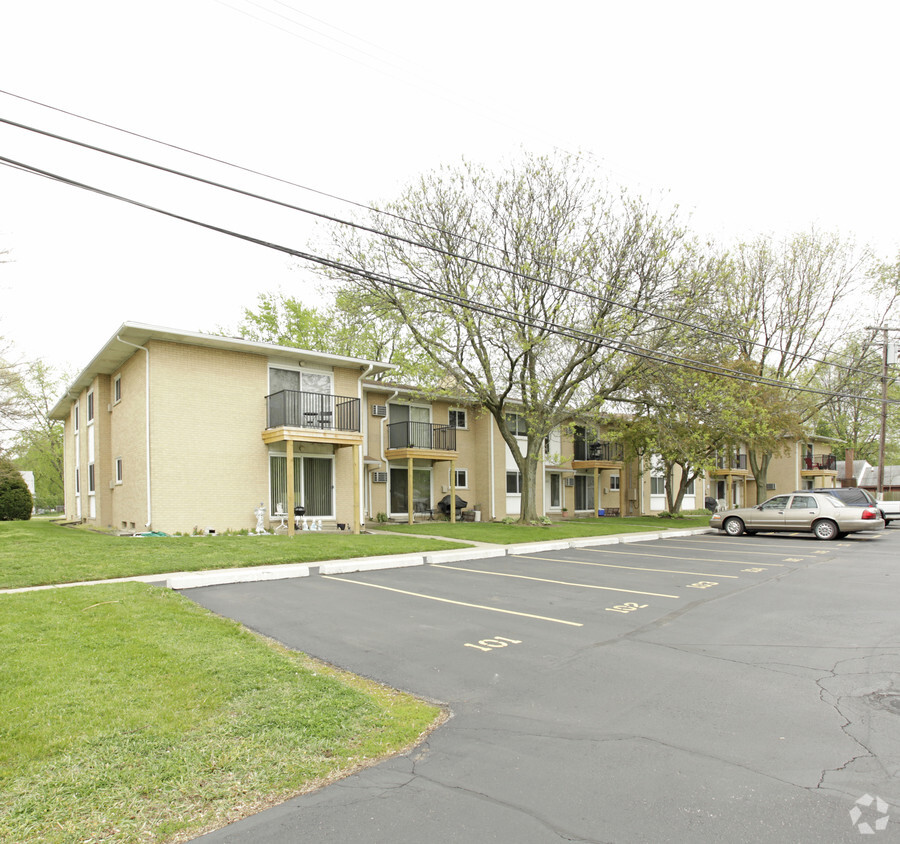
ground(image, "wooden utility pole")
xmin=865 ymin=325 xmax=899 ymax=498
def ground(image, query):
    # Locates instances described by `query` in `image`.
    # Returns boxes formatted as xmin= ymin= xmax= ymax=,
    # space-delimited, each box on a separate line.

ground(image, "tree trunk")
xmin=748 ymin=450 xmax=773 ymax=504
xmin=518 ymin=439 xmax=542 ymax=523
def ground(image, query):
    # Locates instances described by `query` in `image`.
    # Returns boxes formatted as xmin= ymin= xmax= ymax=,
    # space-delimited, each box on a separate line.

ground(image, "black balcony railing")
xmin=715 ymin=454 xmax=748 ymax=471
xmin=803 ymin=454 xmax=837 ymax=471
xmin=574 ymin=441 xmax=624 ymax=462
xmin=266 ymin=390 xmax=360 ymax=432
xmin=388 ymin=421 xmax=457 ymax=451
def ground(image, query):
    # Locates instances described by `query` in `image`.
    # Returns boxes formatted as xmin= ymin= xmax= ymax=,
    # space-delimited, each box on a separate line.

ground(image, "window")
xmin=88 ymin=463 xmax=95 ymax=494
xmin=115 ymin=457 xmax=123 ymax=484
xmin=87 ymin=391 xmax=94 ymax=423
xmin=650 ymin=475 xmax=665 ymax=496
xmin=684 ymin=478 xmax=695 ymax=495
xmin=761 ymin=495 xmax=790 ymax=510
xmin=449 ymin=409 xmax=467 ymax=429
xmin=114 ymin=375 xmax=122 ymax=403
xmin=504 ymin=412 xmax=528 ymax=437
xmin=454 ymin=469 xmax=468 ymax=488
xmin=610 ymin=474 xmax=620 ymax=491
xmin=73 ymin=403 xmax=79 ymax=432
xmin=790 ymin=495 xmax=817 ymax=509
xmin=75 ymin=467 xmax=80 ymax=495
xmin=506 ymin=471 xmax=522 ymax=494
xmin=269 ymin=367 xmax=333 ymax=395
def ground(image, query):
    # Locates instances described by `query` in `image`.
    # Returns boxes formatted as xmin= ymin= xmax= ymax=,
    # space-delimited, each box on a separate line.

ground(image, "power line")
xmin=2 ymin=152 xmax=895 ymax=409
xmin=0 ymin=101 xmax=879 ymax=381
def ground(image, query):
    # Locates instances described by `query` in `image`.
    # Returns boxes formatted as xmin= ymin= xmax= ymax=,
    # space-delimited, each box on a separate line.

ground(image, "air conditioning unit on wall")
xmin=372 ymin=405 xmax=387 ymax=417
xmin=372 ymin=471 xmax=388 ymax=483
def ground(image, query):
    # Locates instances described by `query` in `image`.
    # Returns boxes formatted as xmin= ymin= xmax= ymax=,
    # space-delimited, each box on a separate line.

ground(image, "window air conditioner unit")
xmin=372 ymin=471 xmax=388 ymax=483
xmin=564 ymin=477 xmax=575 ymax=487
xmin=372 ymin=405 xmax=387 ymax=417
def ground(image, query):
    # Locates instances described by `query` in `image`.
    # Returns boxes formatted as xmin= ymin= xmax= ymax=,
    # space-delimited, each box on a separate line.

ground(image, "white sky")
xmin=1 ymin=0 xmax=898 ymax=376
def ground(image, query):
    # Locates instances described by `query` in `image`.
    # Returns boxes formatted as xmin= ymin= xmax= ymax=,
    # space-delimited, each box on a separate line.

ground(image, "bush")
xmin=0 ymin=460 xmax=33 ymax=521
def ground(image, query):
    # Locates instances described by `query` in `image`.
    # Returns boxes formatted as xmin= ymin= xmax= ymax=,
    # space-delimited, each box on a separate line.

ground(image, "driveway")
xmin=186 ymin=530 xmax=900 ymax=842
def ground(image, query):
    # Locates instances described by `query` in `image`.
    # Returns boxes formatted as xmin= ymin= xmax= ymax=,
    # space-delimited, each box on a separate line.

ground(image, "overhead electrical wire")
xmin=0 ymin=152 xmax=894 ymax=408
xmin=0 ymin=100 xmax=881 ymax=382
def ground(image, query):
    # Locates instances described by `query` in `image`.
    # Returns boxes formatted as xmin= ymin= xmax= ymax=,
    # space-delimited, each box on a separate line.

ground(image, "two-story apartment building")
xmin=50 ymin=323 xmax=842 ymax=534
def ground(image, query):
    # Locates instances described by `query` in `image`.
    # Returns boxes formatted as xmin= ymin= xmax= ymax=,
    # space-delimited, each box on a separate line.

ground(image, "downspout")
xmin=381 ymin=386 xmax=401 ymax=516
xmin=117 ymin=336 xmax=151 ymax=528
xmin=357 ymin=365 xmax=375 ymax=525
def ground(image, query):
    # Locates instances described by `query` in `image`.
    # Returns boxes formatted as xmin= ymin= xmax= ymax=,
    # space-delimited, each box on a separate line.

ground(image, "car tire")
xmin=813 ymin=519 xmax=839 ymax=541
xmin=723 ymin=517 xmax=745 ymax=537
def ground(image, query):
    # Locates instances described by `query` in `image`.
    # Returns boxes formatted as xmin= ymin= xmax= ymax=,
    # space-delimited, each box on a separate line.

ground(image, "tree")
xmin=231 ymin=290 xmax=440 ymax=382
xmin=9 ymin=360 xmax=67 ymax=508
xmin=0 ymin=342 xmax=26 ymax=459
xmin=316 ymin=152 xmax=712 ymax=521
xmin=719 ymin=231 xmax=881 ymax=502
xmin=0 ymin=457 xmax=32 ymax=520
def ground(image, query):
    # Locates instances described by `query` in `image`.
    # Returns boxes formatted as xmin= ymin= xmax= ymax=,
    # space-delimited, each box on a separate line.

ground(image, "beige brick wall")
xmin=147 ymin=341 xmax=269 ymax=534
xmin=108 ymin=353 xmax=148 ymax=530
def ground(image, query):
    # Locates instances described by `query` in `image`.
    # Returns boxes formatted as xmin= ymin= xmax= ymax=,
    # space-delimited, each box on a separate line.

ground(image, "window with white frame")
xmin=269 ymin=366 xmax=333 ymax=395
xmin=88 ymin=463 xmax=95 ymax=494
xmin=87 ymin=391 xmax=94 ymax=423
xmin=114 ymin=375 xmax=122 ymax=403
xmin=73 ymin=403 xmax=79 ymax=431
xmin=449 ymin=409 xmax=467 ymax=429
xmin=610 ymin=474 xmax=620 ymax=491
xmin=75 ymin=467 xmax=80 ymax=494
xmin=115 ymin=457 xmax=123 ymax=484
xmin=506 ymin=471 xmax=522 ymax=494
xmin=649 ymin=458 xmax=665 ymax=496
xmin=454 ymin=468 xmax=468 ymax=488
xmin=504 ymin=412 xmax=528 ymax=437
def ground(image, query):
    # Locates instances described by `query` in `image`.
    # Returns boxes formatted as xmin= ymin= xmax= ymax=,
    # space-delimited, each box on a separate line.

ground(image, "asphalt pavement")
xmin=183 ymin=527 xmax=900 ymax=843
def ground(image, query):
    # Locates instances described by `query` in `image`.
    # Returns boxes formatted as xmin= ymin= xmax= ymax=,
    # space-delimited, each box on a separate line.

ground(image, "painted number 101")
xmin=464 ymin=636 xmax=522 ymax=652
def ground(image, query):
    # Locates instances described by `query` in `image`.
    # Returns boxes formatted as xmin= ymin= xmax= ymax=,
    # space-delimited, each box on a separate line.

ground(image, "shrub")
xmin=0 ymin=460 xmax=33 ymax=521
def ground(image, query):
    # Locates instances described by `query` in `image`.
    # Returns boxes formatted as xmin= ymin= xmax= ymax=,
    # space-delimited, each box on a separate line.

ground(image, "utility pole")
xmin=865 ymin=325 xmax=899 ymax=499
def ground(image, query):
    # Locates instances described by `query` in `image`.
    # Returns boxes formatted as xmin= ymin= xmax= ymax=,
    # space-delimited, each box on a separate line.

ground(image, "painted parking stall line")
xmin=321 ymin=575 xmax=584 ymax=626
xmin=510 ymin=553 xmax=740 ymax=579
xmin=566 ymin=546 xmax=786 ymax=567
xmin=432 ymin=563 xmax=680 ymax=598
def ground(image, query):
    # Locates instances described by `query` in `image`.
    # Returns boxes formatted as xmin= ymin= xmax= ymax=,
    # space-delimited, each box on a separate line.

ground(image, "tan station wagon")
xmin=709 ymin=491 xmax=884 ymax=540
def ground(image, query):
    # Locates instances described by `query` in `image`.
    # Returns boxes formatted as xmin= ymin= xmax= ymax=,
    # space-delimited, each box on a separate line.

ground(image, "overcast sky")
xmin=1 ymin=0 xmax=898 ymax=377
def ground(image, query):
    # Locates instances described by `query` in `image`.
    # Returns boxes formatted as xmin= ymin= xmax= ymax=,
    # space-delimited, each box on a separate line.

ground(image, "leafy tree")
xmin=0 ymin=342 xmax=26 ymax=460
xmin=0 ymin=457 xmax=32 ymax=520
xmin=230 ymin=290 xmax=438 ymax=382
xmin=719 ymin=231 xmax=881 ymax=502
xmin=316 ymin=152 xmax=712 ymax=521
xmin=9 ymin=360 xmax=67 ymax=508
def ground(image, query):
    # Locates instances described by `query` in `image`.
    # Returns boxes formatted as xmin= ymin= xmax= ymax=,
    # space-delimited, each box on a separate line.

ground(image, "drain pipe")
xmin=117 ymin=336 xmax=152 ymax=529
xmin=357 ymin=364 xmax=375 ymax=525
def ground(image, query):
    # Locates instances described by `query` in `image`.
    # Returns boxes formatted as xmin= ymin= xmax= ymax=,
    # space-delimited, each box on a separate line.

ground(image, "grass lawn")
xmin=0 ymin=519 xmax=468 ymax=590
xmin=373 ymin=515 xmax=710 ymax=543
xmin=0 ymin=583 xmax=443 ymax=844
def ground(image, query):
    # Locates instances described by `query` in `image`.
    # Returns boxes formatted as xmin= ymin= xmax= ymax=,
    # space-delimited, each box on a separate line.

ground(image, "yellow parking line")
xmin=510 ymin=554 xmax=738 ymax=578
xmin=321 ymin=575 xmax=584 ymax=626
xmin=567 ymin=547 xmax=785 ymax=567
xmin=434 ymin=564 xmax=680 ymax=598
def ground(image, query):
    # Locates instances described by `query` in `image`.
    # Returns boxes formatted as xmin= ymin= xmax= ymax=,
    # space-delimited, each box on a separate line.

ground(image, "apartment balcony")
xmin=385 ymin=421 xmax=458 ymax=460
xmin=709 ymin=454 xmax=750 ymax=475
xmin=572 ymin=441 xmax=624 ymax=468
xmin=262 ymin=390 xmax=363 ymax=447
xmin=801 ymin=454 xmax=837 ymax=476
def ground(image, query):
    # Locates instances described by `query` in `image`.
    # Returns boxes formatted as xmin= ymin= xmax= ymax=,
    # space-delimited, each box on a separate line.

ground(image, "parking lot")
xmin=188 ymin=529 xmax=900 ymax=843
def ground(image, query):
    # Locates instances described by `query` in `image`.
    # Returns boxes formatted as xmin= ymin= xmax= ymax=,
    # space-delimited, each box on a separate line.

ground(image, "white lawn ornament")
xmin=254 ymin=503 xmax=268 ymax=535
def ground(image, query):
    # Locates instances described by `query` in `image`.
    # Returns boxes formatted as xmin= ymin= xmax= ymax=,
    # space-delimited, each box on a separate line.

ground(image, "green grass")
xmin=0 ymin=520 xmax=468 ymax=589
xmin=372 ymin=516 xmax=710 ymax=543
xmin=0 ymin=583 xmax=443 ymax=843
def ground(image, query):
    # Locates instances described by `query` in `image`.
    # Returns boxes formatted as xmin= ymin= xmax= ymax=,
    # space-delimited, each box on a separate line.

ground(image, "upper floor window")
xmin=114 ymin=375 xmax=122 ymax=404
xmin=269 ymin=367 xmax=333 ymax=395
xmin=87 ymin=391 xmax=94 ymax=423
xmin=73 ymin=403 xmax=79 ymax=432
xmin=449 ymin=409 xmax=467 ymax=429
xmin=505 ymin=412 xmax=528 ymax=437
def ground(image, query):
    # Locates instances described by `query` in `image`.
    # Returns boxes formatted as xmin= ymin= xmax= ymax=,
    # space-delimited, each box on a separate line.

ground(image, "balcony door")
xmin=270 ymin=454 xmax=334 ymax=517
xmin=389 ymin=465 xmax=431 ymax=515
xmin=389 ymin=403 xmax=431 ymax=448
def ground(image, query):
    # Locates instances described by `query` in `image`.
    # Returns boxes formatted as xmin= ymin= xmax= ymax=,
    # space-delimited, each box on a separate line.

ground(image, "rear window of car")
xmin=790 ymin=496 xmax=818 ymax=508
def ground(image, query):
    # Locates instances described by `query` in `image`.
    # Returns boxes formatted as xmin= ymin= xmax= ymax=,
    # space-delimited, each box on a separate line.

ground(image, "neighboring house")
xmin=50 ymin=323 xmax=844 ymax=533
xmin=19 ymin=470 xmax=36 ymax=513
xmin=836 ymin=458 xmax=900 ymax=495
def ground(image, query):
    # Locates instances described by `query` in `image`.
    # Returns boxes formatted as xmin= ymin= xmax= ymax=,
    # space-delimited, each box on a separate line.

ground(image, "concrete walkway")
xmin=1 ymin=527 xmax=714 ymax=594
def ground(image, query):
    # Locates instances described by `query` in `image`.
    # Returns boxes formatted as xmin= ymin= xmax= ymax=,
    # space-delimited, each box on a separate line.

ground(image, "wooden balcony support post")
xmin=352 ymin=444 xmax=361 ymax=535
xmin=594 ymin=466 xmax=600 ymax=516
xmin=407 ymin=456 xmax=414 ymax=526
xmin=286 ymin=439 xmax=295 ymax=537
xmin=450 ymin=459 xmax=456 ymax=524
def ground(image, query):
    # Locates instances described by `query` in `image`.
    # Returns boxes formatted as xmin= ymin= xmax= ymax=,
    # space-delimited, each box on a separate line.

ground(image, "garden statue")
xmin=254 ymin=503 xmax=268 ymax=535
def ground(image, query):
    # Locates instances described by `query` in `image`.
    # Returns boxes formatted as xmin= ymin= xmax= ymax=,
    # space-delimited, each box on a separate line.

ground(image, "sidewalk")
xmin=2 ymin=527 xmax=714 ymax=594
